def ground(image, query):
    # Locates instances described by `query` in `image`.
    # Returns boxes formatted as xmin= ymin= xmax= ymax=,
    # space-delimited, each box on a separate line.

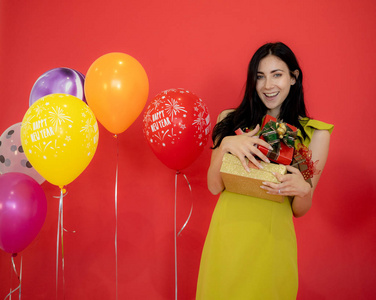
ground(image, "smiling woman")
xmin=0 ymin=0 xmax=375 ymax=298
xmin=196 ymin=42 xmax=334 ymax=299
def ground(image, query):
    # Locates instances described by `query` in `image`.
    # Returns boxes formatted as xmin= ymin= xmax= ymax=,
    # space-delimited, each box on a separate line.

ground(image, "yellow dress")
xmin=196 ymin=119 xmax=334 ymax=300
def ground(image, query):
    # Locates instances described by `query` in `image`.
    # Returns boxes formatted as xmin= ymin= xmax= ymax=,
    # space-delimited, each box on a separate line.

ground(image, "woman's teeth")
xmin=265 ymin=92 xmax=279 ymax=97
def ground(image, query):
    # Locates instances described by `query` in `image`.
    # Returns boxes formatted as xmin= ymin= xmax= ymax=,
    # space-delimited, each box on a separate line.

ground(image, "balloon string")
xmin=61 ymin=195 xmax=65 ymax=299
xmin=174 ymin=171 xmax=194 ymax=300
xmin=174 ymin=172 xmax=178 ymax=300
xmin=53 ymin=192 xmax=76 ymax=234
xmin=177 ymin=172 xmax=193 ymax=236
xmin=19 ymin=256 xmax=22 ymax=300
xmin=114 ymin=135 xmax=119 ymax=300
xmin=4 ymin=255 xmax=22 ymax=300
xmin=55 ymin=188 xmax=66 ymax=300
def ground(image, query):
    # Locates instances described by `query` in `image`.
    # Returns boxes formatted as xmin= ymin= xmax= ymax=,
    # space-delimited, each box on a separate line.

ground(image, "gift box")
xmin=258 ymin=115 xmax=297 ymax=165
xmin=220 ymin=153 xmax=287 ymax=202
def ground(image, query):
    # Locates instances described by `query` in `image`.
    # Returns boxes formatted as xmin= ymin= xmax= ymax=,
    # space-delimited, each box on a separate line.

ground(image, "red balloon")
xmin=0 ymin=173 xmax=47 ymax=254
xmin=143 ymin=88 xmax=211 ymax=170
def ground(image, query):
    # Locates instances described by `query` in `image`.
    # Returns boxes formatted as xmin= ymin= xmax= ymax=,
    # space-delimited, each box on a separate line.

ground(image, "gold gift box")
xmin=220 ymin=153 xmax=287 ymax=202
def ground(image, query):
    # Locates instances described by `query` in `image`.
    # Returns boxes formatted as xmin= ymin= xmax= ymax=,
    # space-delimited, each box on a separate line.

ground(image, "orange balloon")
xmin=84 ymin=53 xmax=149 ymax=134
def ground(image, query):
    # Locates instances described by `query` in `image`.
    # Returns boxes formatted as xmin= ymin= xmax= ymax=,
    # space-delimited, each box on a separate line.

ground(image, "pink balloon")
xmin=0 ymin=172 xmax=47 ymax=254
xmin=0 ymin=123 xmax=45 ymax=184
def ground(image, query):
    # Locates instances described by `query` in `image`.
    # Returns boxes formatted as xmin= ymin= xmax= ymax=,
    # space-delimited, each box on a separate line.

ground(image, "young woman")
xmin=196 ymin=42 xmax=334 ymax=299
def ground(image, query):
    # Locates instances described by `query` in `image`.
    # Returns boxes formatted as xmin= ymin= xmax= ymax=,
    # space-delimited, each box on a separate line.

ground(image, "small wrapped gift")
xmin=258 ymin=115 xmax=297 ymax=165
xmin=220 ymin=153 xmax=287 ymax=202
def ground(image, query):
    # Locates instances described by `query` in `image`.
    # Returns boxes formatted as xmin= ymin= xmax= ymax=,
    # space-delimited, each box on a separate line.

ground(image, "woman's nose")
xmin=265 ymin=77 xmax=274 ymax=89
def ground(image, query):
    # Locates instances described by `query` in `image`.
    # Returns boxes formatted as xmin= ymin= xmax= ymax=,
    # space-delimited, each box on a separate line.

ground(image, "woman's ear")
xmin=291 ymin=70 xmax=299 ymax=85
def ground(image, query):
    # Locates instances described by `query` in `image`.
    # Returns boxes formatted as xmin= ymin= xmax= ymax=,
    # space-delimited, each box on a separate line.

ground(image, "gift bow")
xmin=260 ymin=120 xmax=297 ymax=162
xmin=260 ymin=120 xmax=297 ymax=148
xmin=291 ymin=143 xmax=320 ymax=186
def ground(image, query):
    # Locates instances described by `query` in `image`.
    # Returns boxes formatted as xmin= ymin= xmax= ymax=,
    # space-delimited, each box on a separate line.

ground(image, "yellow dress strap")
xmin=296 ymin=117 xmax=334 ymax=146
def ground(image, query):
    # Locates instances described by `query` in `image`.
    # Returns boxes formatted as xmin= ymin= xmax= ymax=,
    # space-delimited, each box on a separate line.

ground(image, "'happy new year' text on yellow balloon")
xmin=21 ymin=94 xmax=99 ymax=187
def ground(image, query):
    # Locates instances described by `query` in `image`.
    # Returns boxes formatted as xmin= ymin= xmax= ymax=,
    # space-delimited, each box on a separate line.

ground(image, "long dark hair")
xmin=212 ymin=42 xmax=308 ymax=148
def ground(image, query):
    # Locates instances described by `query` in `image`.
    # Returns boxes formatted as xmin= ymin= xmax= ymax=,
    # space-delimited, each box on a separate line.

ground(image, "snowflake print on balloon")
xmin=21 ymin=94 xmax=98 ymax=162
xmin=143 ymin=88 xmax=211 ymax=170
xmin=49 ymin=106 xmax=74 ymax=133
xmin=165 ymin=98 xmax=187 ymax=122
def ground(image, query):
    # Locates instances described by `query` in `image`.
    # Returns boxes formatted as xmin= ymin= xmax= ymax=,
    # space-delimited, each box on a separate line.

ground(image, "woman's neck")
xmin=266 ymin=109 xmax=280 ymax=119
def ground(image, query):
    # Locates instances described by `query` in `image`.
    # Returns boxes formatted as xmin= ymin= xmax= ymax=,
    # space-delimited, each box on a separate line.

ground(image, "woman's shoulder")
xmin=217 ymin=109 xmax=235 ymax=123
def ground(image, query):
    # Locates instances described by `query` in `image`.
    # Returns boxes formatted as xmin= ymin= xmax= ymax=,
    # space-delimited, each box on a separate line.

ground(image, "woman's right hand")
xmin=220 ymin=124 xmax=273 ymax=172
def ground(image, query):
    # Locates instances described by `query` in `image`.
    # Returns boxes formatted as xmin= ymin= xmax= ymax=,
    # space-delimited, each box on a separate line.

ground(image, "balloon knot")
xmin=59 ymin=186 xmax=66 ymax=194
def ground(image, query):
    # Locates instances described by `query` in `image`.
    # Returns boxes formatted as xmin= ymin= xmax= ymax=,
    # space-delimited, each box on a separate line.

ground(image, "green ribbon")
xmin=260 ymin=120 xmax=297 ymax=161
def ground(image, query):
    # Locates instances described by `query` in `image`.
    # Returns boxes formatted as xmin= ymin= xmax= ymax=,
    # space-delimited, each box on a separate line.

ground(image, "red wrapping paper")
xmin=258 ymin=115 xmax=297 ymax=165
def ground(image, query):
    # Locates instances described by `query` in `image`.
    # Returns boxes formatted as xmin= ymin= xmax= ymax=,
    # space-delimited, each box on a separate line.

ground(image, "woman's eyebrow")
xmin=257 ymin=69 xmax=285 ymax=74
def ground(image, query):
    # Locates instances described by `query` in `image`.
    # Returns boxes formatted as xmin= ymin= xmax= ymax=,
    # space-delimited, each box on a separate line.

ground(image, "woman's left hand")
xmin=260 ymin=165 xmax=311 ymax=198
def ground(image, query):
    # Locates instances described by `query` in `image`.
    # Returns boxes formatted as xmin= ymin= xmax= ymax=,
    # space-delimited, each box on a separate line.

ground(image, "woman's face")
xmin=256 ymin=55 xmax=298 ymax=117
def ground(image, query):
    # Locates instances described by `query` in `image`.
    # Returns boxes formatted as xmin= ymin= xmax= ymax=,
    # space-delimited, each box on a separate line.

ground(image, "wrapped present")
xmin=258 ymin=115 xmax=297 ymax=165
xmin=220 ymin=153 xmax=287 ymax=202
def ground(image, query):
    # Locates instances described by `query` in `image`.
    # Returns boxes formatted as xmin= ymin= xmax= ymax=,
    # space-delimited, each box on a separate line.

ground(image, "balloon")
xmin=29 ymin=67 xmax=86 ymax=106
xmin=0 ymin=172 xmax=47 ymax=254
xmin=21 ymin=94 xmax=99 ymax=187
xmin=85 ymin=52 xmax=149 ymax=134
xmin=0 ymin=123 xmax=45 ymax=184
xmin=143 ymin=88 xmax=211 ymax=170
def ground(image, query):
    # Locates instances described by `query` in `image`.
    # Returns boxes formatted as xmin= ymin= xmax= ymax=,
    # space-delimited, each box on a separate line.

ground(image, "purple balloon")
xmin=29 ymin=67 xmax=86 ymax=106
xmin=0 ymin=173 xmax=47 ymax=254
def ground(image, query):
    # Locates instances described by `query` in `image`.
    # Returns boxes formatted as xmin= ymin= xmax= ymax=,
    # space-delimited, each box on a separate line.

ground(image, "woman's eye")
xmin=274 ymin=73 xmax=282 ymax=78
xmin=256 ymin=75 xmax=264 ymax=80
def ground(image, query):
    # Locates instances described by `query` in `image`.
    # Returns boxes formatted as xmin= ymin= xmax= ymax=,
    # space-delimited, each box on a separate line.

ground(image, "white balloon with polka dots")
xmin=0 ymin=123 xmax=45 ymax=184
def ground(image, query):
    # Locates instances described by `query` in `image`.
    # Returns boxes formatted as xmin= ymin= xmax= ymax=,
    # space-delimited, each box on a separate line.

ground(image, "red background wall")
xmin=1 ymin=0 xmax=375 ymax=299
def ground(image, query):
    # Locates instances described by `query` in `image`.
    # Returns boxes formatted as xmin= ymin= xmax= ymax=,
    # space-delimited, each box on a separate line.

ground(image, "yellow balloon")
xmin=21 ymin=94 xmax=99 ymax=187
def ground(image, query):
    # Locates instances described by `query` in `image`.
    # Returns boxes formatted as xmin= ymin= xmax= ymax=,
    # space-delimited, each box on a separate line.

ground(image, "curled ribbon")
xmin=174 ymin=171 xmax=194 ymax=300
xmin=53 ymin=188 xmax=74 ymax=299
xmin=55 ymin=187 xmax=67 ymax=300
xmin=114 ymin=134 xmax=119 ymax=300
xmin=4 ymin=254 xmax=22 ymax=300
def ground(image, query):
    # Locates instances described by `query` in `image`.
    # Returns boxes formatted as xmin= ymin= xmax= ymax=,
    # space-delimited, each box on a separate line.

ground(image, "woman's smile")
xmin=264 ymin=91 xmax=280 ymax=98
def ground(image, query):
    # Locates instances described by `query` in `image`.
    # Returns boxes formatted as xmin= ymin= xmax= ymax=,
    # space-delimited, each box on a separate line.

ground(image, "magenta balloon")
xmin=0 ymin=173 xmax=47 ymax=254
xmin=29 ymin=67 xmax=86 ymax=106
